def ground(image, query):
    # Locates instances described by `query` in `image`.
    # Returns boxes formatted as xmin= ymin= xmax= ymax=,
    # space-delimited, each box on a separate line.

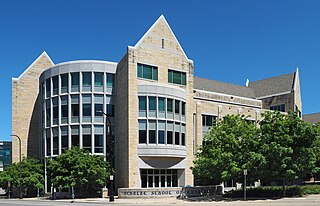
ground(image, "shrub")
xmin=224 ymin=186 xmax=304 ymax=198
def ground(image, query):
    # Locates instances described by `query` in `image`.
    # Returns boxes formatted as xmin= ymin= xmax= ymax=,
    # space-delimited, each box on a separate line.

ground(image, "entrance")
xmin=141 ymin=169 xmax=178 ymax=188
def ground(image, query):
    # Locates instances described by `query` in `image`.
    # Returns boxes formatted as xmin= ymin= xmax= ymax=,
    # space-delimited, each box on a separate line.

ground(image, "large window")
xmin=82 ymin=95 xmax=91 ymax=122
xmin=46 ymin=79 xmax=51 ymax=97
xmin=149 ymin=121 xmax=156 ymax=144
xmin=106 ymin=96 xmax=115 ymax=117
xmin=46 ymin=99 xmax=51 ymax=127
xmin=137 ymin=63 xmax=158 ymax=81
xmin=61 ymin=96 xmax=68 ymax=124
xmin=168 ymin=69 xmax=186 ymax=85
xmin=141 ymin=169 xmax=178 ymax=188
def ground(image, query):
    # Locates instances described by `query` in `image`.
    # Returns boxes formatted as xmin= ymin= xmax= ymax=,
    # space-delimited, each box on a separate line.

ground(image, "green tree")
xmin=192 ymin=115 xmax=265 ymax=185
xmin=0 ymin=157 xmax=44 ymax=197
xmin=47 ymin=147 xmax=111 ymax=197
xmin=259 ymin=111 xmax=320 ymax=194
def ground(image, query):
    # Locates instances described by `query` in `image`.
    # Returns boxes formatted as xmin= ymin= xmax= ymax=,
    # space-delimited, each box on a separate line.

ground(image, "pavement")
xmin=1 ymin=195 xmax=320 ymax=205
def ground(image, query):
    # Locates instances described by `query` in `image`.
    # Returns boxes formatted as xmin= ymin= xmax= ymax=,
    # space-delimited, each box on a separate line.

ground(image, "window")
xmin=71 ymin=126 xmax=79 ymax=147
xmin=52 ymin=127 xmax=59 ymax=155
xmin=46 ymin=79 xmax=51 ymax=97
xmin=167 ymin=99 xmax=173 ymax=113
xmin=94 ymin=72 xmax=103 ymax=87
xmin=139 ymin=97 xmax=147 ymax=111
xmin=106 ymin=96 xmax=114 ymax=117
xmin=149 ymin=121 xmax=156 ymax=144
xmin=52 ymin=97 xmax=58 ymax=125
xmin=137 ymin=63 xmax=158 ymax=80
xmin=270 ymin=104 xmax=285 ymax=112
xmin=168 ymin=69 xmax=186 ymax=85
xmin=158 ymin=97 xmax=165 ymax=112
xmin=61 ymin=74 xmax=68 ymax=93
xmin=71 ymin=72 xmax=79 ymax=92
xmin=83 ymin=126 xmax=92 ymax=152
xmin=83 ymin=104 xmax=91 ymax=116
xmin=149 ymin=97 xmax=156 ymax=111
xmin=182 ymin=102 xmax=186 ymax=115
xmin=94 ymin=134 xmax=103 ymax=153
xmin=71 ymin=95 xmax=79 ymax=123
xmin=95 ymin=104 xmax=103 ymax=116
xmin=158 ymin=121 xmax=165 ymax=144
xmin=106 ymin=74 xmax=115 ymax=88
xmin=83 ymin=72 xmax=91 ymax=86
xmin=181 ymin=124 xmax=186 ymax=146
xmin=61 ymin=126 xmax=68 ymax=152
xmin=52 ymin=76 xmax=58 ymax=95
xmin=94 ymin=126 xmax=104 ymax=153
xmin=46 ymin=99 xmax=51 ymax=127
xmin=175 ymin=100 xmax=180 ymax=114
xmin=46 ymin=129 xmax=51 ymax=156
xmin=202 ymin=115 xmax=216 ymax=127
xmin=139 ymin=120 xmax=147 ymax=144
xmin=141 ymin=169 xmax=178 ymax=188
xmin=61 ymin=96 xmax=68 ymax=124
xmin=167 ymin=131 xmax=173 ymax=144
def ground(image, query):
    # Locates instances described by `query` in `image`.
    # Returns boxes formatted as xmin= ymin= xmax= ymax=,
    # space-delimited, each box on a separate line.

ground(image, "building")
xmin=303 ymin=113 xmax=320 ymax=124
xmin=0 ymin=141 xmax=12 ymax=171
xmin=12 ymin=15 xmax=302 ymax=193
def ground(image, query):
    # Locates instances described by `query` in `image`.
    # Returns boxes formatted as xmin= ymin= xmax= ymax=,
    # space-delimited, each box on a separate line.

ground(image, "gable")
xmin=134 ymin=15 xmax=190 ymax=62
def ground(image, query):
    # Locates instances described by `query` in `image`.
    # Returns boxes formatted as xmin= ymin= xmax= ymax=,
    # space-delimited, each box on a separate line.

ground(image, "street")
xmin=1 ymin=195 xmax=320 ymax=206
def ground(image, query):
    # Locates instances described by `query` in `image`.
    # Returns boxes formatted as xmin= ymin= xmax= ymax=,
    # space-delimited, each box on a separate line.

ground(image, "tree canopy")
xmin=192 ymin=112 xmax=320 ymax=188
xmin=0 ymin=157 xmax=44 ymax=197
xmin=46 ymin=147 xmax=112 ymax=197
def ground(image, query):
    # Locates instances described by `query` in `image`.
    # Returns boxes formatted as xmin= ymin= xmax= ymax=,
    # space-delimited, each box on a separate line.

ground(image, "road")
xmin=1 ymin=195 xmax=320 ymax=206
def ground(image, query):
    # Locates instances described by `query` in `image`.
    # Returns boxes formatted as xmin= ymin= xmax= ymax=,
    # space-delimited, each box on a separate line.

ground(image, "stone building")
xmin=12 ymin=15 xmax=302 ymax=193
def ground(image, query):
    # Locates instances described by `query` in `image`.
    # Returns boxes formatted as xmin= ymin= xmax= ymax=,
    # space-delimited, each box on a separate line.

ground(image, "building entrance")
xmin=141 ymin=169 xmax=178 ymax=188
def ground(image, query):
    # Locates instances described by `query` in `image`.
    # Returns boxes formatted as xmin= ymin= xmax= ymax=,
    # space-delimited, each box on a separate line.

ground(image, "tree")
xmin=47 ymin=147 xmax=112 ymax=197
xmin=0 ymin=157 xmax=44 ymax=197
xmin=192 ymin=115 xmax=265 ymax=185
xmin=259 ymin=111 xmax=320 ymax=193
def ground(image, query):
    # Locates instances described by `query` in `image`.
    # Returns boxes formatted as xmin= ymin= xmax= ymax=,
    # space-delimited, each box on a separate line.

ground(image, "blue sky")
xmin=1 ymin=0 xmax=320 ymax=141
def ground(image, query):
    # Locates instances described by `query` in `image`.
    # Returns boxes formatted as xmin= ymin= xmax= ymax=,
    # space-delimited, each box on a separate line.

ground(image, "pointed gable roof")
xmin=133 ymin=15 xmax=191 ymax=62
xmin=248 ymin=72 xmax=295 ymax=98
xmin=12 ymin=51 xmax=54 ymax=81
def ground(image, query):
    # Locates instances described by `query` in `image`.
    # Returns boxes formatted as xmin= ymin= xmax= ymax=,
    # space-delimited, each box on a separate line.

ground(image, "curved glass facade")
xmin=40 ymin=61 xmax=116 ymax=157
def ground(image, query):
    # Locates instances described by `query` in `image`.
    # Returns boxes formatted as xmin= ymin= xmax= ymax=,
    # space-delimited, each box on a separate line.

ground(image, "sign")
xmin=243 ymin=169 xmax=247 ymax=176
xmin=110 ymin=175 xmax=114 ymax=181
xmin=119 ymin=188 xmax=182 ymax=198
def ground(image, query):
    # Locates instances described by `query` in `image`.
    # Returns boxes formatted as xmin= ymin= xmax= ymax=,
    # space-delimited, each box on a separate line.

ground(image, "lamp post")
xmin=98 ymin=111 xmax=114 ymax=202
xmin=11 ymin=134 xmax=23 ymax=199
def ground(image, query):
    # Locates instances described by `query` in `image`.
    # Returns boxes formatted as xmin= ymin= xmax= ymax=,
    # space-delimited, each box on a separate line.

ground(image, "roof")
xmin=194 ymin=76 xmax=256 ymax=98
xmin=248 ymin=72 xmax=295 ymax=98
xmin=303 ymin=113 xmax=320 ymax=124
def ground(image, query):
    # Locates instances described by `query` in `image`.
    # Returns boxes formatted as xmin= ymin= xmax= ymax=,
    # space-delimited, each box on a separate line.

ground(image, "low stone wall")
xmin=181 ymin=185 xmax=223 ymax=198
xmin=118 ymin=188 xmax=183 ymax=198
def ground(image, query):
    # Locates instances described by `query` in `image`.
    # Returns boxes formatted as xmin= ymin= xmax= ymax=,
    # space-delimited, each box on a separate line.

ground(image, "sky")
xmin=1 ymin=0 xmax=320 ymax=141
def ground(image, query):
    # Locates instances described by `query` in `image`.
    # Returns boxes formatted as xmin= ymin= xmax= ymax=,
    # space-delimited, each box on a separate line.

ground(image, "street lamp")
xmin=98 ymin=111 xmax=114 ymax=202
xmin=11 ymin=134 xmax=23 ymax=199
